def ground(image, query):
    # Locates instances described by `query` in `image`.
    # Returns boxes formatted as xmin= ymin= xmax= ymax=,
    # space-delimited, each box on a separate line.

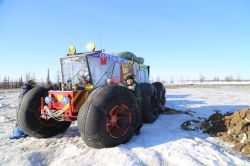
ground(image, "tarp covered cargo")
xmin=114 ymin=52 xmax=144 ymax=64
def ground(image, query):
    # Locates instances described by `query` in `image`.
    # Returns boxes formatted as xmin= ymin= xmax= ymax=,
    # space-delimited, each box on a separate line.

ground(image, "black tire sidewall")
xmin=152 ymin=82 xmax=166 ymax=113
xmin=18 ymin=87 xmax=71 ymax=138
xmin=77 ymin=85 xmax=140 ymax=148
xmin=140 ymin=83 xmax=159 ymax=123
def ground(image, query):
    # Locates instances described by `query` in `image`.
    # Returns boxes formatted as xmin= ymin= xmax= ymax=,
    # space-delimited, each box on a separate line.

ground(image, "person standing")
xmin=9 ymin=80 xmax=37 ymax=139
xmin=124 ymin=74 xmax=143 ymax=135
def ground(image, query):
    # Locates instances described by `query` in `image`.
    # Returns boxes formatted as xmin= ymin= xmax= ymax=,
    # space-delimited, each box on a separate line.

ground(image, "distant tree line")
xmin=0 ymin=76 xmax=23 ymax=89
xmin=199 ymin=74 xmax=245 ymax=82
xmin=155 ymin=74 xmax=249 ymax=84
xmin=0 ymin=69 xmax=54 ymax=89
xmin=190 ymin=75 xmax=247 ymax=83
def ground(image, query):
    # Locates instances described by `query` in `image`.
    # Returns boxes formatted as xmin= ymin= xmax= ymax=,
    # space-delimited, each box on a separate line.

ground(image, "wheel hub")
xmin=111 ymin=116 xmax=117 ymax=125
xmin=106 ymin=104 xmax=131 ymax=138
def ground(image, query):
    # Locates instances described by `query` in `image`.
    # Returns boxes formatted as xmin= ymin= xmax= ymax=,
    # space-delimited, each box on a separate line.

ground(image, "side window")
xmin=133 ymin=64 xmax=140 ymax=82
xmin=139 ymin=70 xmax=144 ymax=83
xmin=112 ymin=62 xmax=121 ymax=83
xmin=142 ymin=69 xmax=149 ymax=82
xmin=138 ymin=65 xmax=149 ymax=83
xmin=87 ymin=56 xmax=115 ymax=87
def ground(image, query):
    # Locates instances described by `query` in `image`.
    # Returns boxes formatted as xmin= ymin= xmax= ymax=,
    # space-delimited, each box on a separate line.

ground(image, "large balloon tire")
xmin=140 ymin=83 xmax=159 ymax=123
xmin=17 ymin=87 xmax=71 ymax=138
xmin=77 ymin=85 xmax=140 ymax=148
xmin=152 ymin=82 xmax=166 ymax=113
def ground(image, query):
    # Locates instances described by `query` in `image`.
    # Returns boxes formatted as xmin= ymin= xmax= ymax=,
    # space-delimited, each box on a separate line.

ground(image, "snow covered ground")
xmin=166 ymin=81 xmax=250 ymax=85
xmin=1 ymin=86 xmax=250 ymax=166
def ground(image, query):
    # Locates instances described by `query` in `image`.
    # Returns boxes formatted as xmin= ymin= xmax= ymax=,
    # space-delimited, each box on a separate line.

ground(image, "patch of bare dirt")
xmin=202 ymin=107 xmax=250 ymax=156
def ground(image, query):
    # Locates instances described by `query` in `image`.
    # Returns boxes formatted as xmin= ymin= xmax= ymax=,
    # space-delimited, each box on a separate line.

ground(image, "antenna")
xmin=97 ymin=22 xmax=103 ymax=50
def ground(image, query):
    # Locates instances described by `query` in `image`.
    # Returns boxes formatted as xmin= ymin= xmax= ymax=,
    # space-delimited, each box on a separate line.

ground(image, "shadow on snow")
xmin=124 ymin=93 xmax=248 ymax=148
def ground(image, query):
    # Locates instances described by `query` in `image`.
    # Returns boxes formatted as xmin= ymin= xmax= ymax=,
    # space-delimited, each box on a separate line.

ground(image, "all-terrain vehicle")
xmin=17 ymin=44 xmax=166 ymax=148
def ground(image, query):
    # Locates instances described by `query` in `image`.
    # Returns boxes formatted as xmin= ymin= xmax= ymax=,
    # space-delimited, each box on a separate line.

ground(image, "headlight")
xmin=45 ymin=97 xmax=52 ymax=104
xmin=61 ymin=96 xmax=69 ymax=105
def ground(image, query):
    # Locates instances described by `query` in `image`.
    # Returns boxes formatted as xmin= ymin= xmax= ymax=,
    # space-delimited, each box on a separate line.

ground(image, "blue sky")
xmin=0 ymin=0 xmax=249 ymax=82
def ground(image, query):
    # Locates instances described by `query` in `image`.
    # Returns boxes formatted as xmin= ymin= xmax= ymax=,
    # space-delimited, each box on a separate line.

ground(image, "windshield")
xmin=60 ymin=55 xmax=90 ymax=85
